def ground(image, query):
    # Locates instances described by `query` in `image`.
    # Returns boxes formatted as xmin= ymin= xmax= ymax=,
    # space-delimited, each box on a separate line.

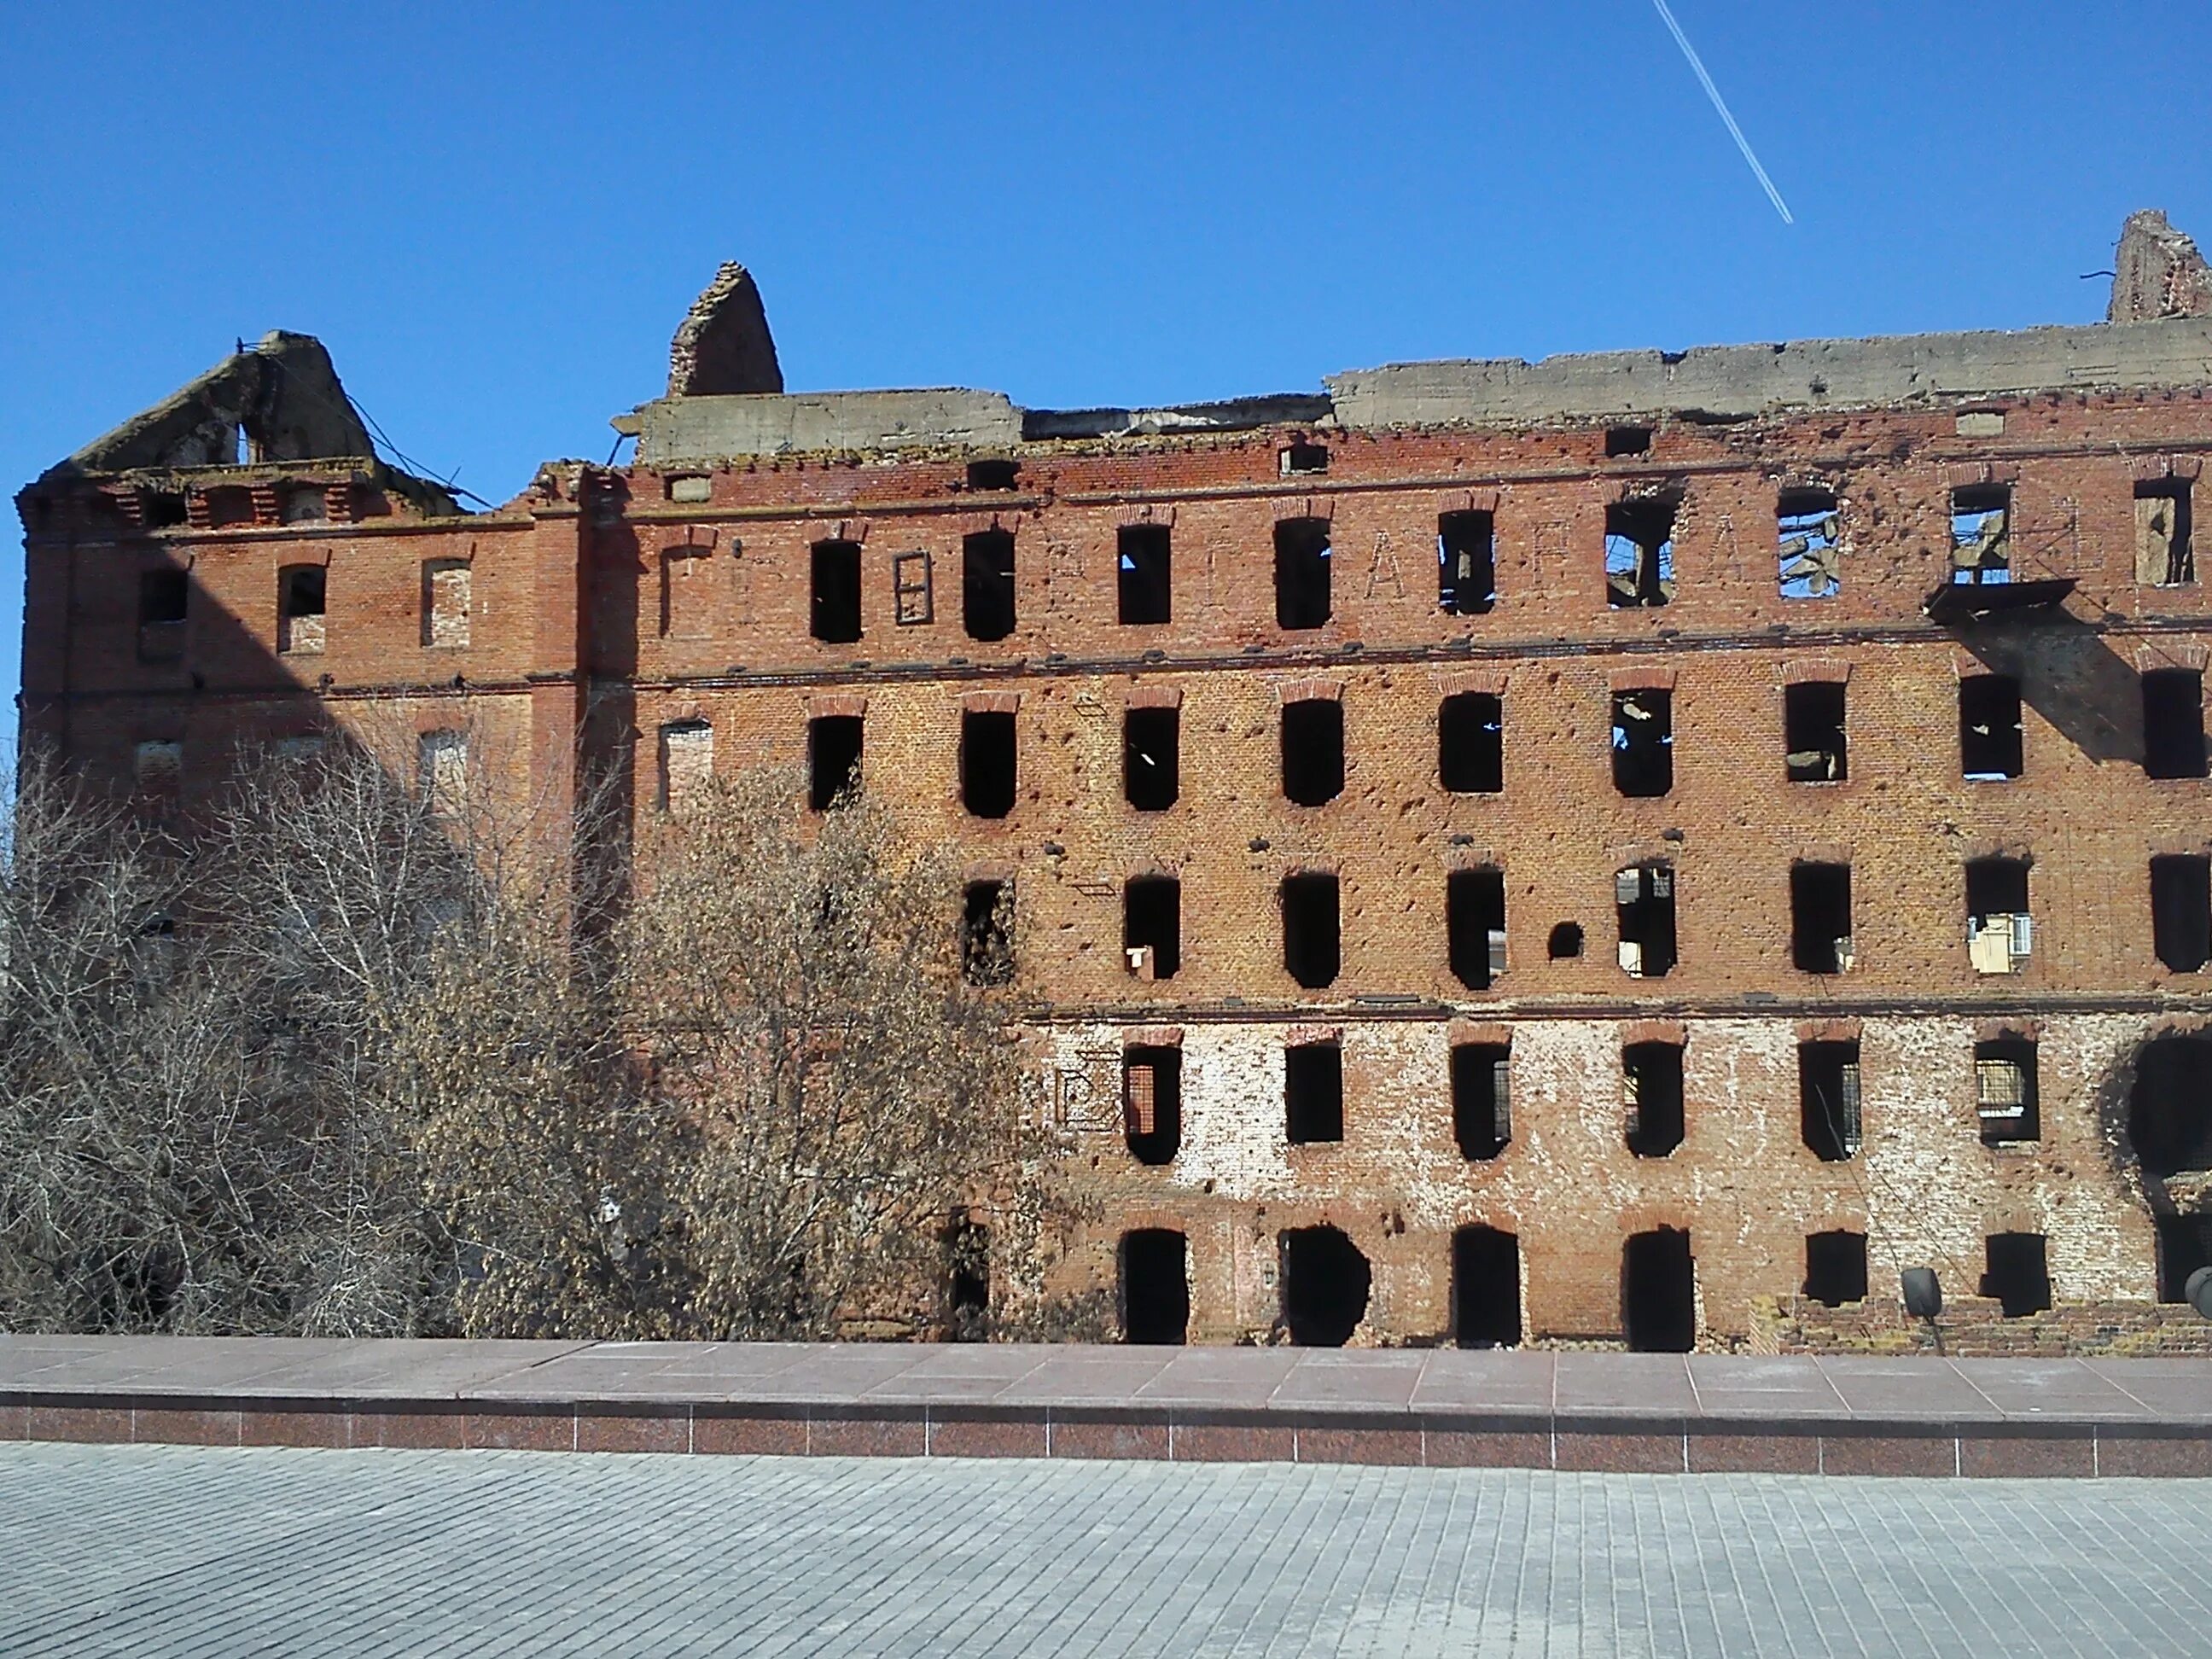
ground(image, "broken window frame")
xmin=1777 ymin=487 xmax=1842 ymax=600
xmin=1949 ymin=485 xmax=2012 ymax=585
xmin=892 ymin=550 xmax=934 ymax=625
xmin=1604 ymin=495 xmax=1678 ymax=608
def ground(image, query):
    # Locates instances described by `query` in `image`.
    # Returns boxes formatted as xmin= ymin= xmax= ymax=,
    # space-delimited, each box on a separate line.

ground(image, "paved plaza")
xmin=3 ymin=1441 xmax=2209 ymax=1656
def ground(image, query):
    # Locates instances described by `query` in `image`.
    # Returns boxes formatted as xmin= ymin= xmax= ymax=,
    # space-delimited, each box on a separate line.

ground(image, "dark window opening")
xmin=1274 ymin=518 xmax=1332 ymax=631
xmin=1452 ymin=1225 xmax=1522 ymax=1348
xmin=1284 ymin=1042 xmax=1343 ymax=1144
xmin=2129 ymin=1034 xmax=2212 ymax=1178
xmin=2152 ymin=855 xmax=2212 ymax=974
xmin=1279 ymin=1225 xmax=1371 ymax=1346
xmin=1784 ymin=681 xmax=1847 ymax=783
xmin=1616 ymin=864 xmax=1677 ymax=979
xmin=277 ymin=564 xmax=326 ymax=655
xmin=2157 ymin=1217 xmax=2212 ymax=1305
xmin=1624 ymin=1041 xmax=1685 ymax=1157
xmin=1117 ymin=524 xmax=1173 ymax=625
xmin=1981 ymin=1232 xmax=2051 ymax=1317
xmin=1611 ymin=690 xmax=1674 ymax=796
xmin=960 ymin=710 xmax=1016 ymax=819
xmin=807 ymin=715 xmax=862 ymax=811
xmin=1949 ymin=485 xmax=2011 ymax=585
xmin=1438 ymin=692 xmax=1503 ymax=794
xmin=1447 ymin=868 xmax=1508 ymax=990
xmin=1959 ymin=675 xmax=2024 ymax=780
xmin=946 ymin=1218 xmax=989 ymax=1341
xmin=2144 ymin=668 xmax=2208 ymax=779
xmin=1124 ymin=876 xmax=1181 ymax=981
xmin=1438 ymin=511 xmax=1497 ymax=615
xmin=2136 ymin=480 xmax=2196 ymax=586
xmin=1280 ymin=439 xmax=1329 ymax=475
xmin=1281 ymin=699 xmax=1344 ymax=806
xmin=1975 ymin=1038 xmax=2040 ymax=1145
xmin=1790 ymin=863 xmax=1854 ymax=975
xmin=1120 ymin=1229 xmax=1189 ymax=1344
xmin=1966 ymin=858 xmax=2032 ymax=975
xmin=139 ymin=568 xmax=188 ymax=625
xmin=960 ymin=880 xmax=1012 ymax=987
xmin=1548 ymin=921 xmax=1585 ymax=959
xmin=1799 ymin=1041 xmax=1863 ymax=1161
xmin=1124 ymin=1045 xmax=1182 ymax=1166
xmin=1452 ymin=1042 xmax=1511 ymax=1161
xmin=810 ymin=539 xmax=863 ymax=643
xmin=1124 ymin=706 xmax=1179 ymax=811
xmin=1621 ymin=1227 xmax=1696 ymax=1352
xmin=143 ymin=492 xmax=188 ymax=528
xmin=1282 ymin=872 xmax=1341 ymax=989
xmin=1605 ymin=425 xmax=1652 ymax=457
xmin=1804 ymin=1231 xmax=1868 ymax=1307
xmin=1604 ymin=497 xmax=1676 ymax=607
xmin=204 ymin=486 xmax=254 ymax=528
xmin=966 ymin=457 xmax=1020 ymax=492
xmin=1778 ymin=488 xmax=1842 ymax=599
xmin=962 ymin=528 xmax=1016 ymax=642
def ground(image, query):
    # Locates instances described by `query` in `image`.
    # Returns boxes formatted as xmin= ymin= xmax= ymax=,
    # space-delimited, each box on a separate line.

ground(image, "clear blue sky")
xmin=3 ymin=3 xmax=2205 ymax=704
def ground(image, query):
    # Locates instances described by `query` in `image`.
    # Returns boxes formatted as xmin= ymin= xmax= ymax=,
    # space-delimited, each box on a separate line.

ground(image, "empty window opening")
xmin=143 ymin=492 xmax=188 ymax=528
xmin=1279 ymin=1225 xmax=1371 ymax=1346
xmin=1981 ymin=1232 xmax=2050 ymax=1317
xmin=1284 ymin=1042 xmax=1343 ymax=1144
xmin=1790 ymin=862 xmax=1854 ymax=975
xmin=946 ymin=1218 xmax=989 ymax=1341
xmin=1784 ymin=682 xmax=1847 ymax=783
xmin=1279 ymin=439 xmax=1329 ymax=476
xmin=1124 ymin=1045 xmax=1182 ymax=1166
xmin=1778 ymin=488 xmax=1842 ymax=598
xmin=1621 ymin=1227 xmax=1696 ymax=1352
xmin=139 ymin=568 xmax=188 ymax=626
xmin=2129 ymin=1034 xmax=2212 ymax=1179
xmin=1437 ymin=511 xmax=1497 ymax=615
xmin=1120 ymin=1229 xmax=1189 ymax=1344
xmin=2152 ymin=855 xmax=2211 ymax=974
xmin=809 ymin=540 xmax=863 ymax=643
xmin=960 ymin=880 xmax=1012 ymax=987
xmin=1966 ymin=858 xmax=2032 ymax=976
xmin=1124 ymin=706 xmax=1179 ymax=811
xmin=1123 ymin=876 xmax=1181 ymax=981
xmin=1281 ymin=699 xmax=1344 ymax=806
xmin=1799 ymin=1041 xmax=1863 ymax=1161
xmin=1452 ymin=1226 xmax=1522 ymax=1348
xmin=1447 ymin=868 xmax=1508 ymax=990
xmin=1624 ymin=1041 xmax=1685 ymax=1157
xmin=1282 ymin=872 xmax=1341 ymax=989
xmin=2143 ymin=668 xmax=2208 ymax=779
xmin=1611 ymin=690 xmax=1674 ymax=796
xmin=658 ymin=719 xmax=713 ymax=812
xmin=1438 ymin=692 xmax=1504 ymax=794
xmin=960 ymin=710 xmax=1016 ymax=818
xmin=1117 ymin=524 xmax=1173 ymax=625
xmin=2157 ymin=1217 xmax=2212 ymax=1305
xmin=2136 ymin=480 xmax=2196 ymax=586
xmin=807 ymin=714 xmax=862 ymax=811
xmin=1949 ymin=485 xmax=2011 ymax=585
xmin=1959 ymin=674 xmax=2023 ymax=780
xmin=966 ymin=457 xmax=1020 ymax=492
xmin=962 ymin=529 xmax=1016 ymax=642
xmin=1975 ymin=1038 xmax=2040 ymax=1145
xmin=1605 ymin=425 xmax=1652 ymax=457
xmin=205 ymin=486 xmax=254 ymax=528
xmin=426 ymin=559 xmax=473 ymax=649
xmin=1452 ymin=1042 xmax=1512 ymax=1161
xmin=1274 ymin=518 xmax=1332 ymax=631
xmin=277 ymin=564 xmax=325 ymax=655
xmin=1615 ymin=864 xmax=1677 ymax=978
xmin=1604 ymin=497 xmax=1677 ymax=608
xmin=1804 ymin=1231 xmax=1868 ymax=1307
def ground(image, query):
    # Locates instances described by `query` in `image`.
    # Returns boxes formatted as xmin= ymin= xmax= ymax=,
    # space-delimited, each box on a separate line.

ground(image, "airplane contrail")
xmin=1650 ymin=0 xmax=1794 ymax=225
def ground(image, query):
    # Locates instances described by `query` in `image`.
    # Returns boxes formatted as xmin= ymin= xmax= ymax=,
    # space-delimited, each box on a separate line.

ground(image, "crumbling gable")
xmin=667 ymin=263 xmax=783 ymax=397
xmin=63 ymin=332 xmax=380 ymax=474
xmin=2110 ymin=209 xmax=2212 ymax=324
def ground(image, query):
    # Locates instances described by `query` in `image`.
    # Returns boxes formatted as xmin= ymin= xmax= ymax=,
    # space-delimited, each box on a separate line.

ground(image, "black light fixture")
xmin=2186 ymin=1266 xmax=2212 ymax=1321
xmin=1901 ymin=1266 xmax=1942 ymax=1321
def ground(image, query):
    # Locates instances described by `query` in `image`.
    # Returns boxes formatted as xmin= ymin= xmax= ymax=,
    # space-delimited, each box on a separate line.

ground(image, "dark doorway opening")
xmin=1124 ymin=1045 xmax=1182 ymax=1165
xmin=1452 ymin=1042 xmax=1511 ymax=1161
xmin=959 ymin=709 xmax=1016 ymax=818
xmin=1438 ymin=692 xmax=1504 ymax=794
xmin=1118 ymin=524 xmax=1173 ymax=625
xmin=1804 ymin=1231 xmax=1868 ymax=1307
xmin=1274 ymin=518 xmax=1332 ymax=630
xmin=1981 ymin=1232 xmax=2051 ymax=1317
xmin=1438 ymin=511 xmax=1497 ymax=615
xmin=810 ymin=539 xmax=863 ymax=643
xmin=1959 ymin=674 xmax=2023 ymax=779
xmin=1624 ymin=1041 xmax=1685 ymax=1157
xmin=1622 ymin=1227 xmax=1696 ymax=1351
xmin=1284 ymin=1042 xmax=1344 ymax=1144
xmin=2152 ymin=855 xmax=2211 ymax=973
xmin=1281 ymin=699 xmax=1344 ymax=806
xmin=946 ymin=1218 xmax=989 ymax=1341
xmin=1447 ymin=868 xmax=1507 ymax=990
xmin=2144 ymin=668 xmax=2208 ymax=779
xmin=1790 ymin=862 xmax=1853 ymax=975
xmin=1125 ymin=706 xmax=1179 ymax=811
xmin=962 ymin=528 xmax=1016 ymax=642
xmin=1784 ymin=681 xmax=1847 ymax=782
xmin=1611 ymin=690 xmax=1674 ymax=796
xmin=1798 ymin=1041 xmax=1862 ymax=1161
xmin=2130 ymin=1034 xmax=2212 ymax=1176
xmin=1282 ymin=872 xmax=1341 ymax=988
xmin=1123 ymin=876 xmax=1181 ymax=981
xmin=807 ymin=715 xmax=862 ymax=810
xmin=960 ymin=880 xmax=1011 ymax=987
xmin=2157 ymin=1217 xmax=2212 ymax=1304
xmin=1279 ymin=1225 xmax=1371 ymax=1346
xmin=1452 ymin=1226 xmax=1522 ymax=1348
xmin=1121 ymin=1229 xmax=1189 ymax=1344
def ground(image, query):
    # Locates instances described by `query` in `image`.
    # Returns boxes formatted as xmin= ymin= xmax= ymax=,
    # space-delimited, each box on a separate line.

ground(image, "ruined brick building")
xmin=20 ymin=209 xmax=2212 ymax=1352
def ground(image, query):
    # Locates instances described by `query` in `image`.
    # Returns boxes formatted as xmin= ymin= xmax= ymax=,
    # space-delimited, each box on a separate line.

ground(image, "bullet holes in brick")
xmin=1438 ymin=692 xmax=1503 ymax=794
xmin=1437 ymin=511 xmax=1496 ymax=615
xmin=1281 ymin=872 xmax=1340 ymax=989
xmin=959 ymin=710 xmax=1016 ymax=818
xmin=1798 ymin=1041 xmax=1862 ymax=1161
xmin=1604 ymin=497 xmax=1676 ymax=607
xmin=1621 ymin=1226 xmax=1696 ymax=1352
xmin=1124 ymin=706 xmax=1179 ymax=811
xmin=1804 ymin=1231 xmax=1868 ymax=1307
xmin=1981 ymin=1232 xmax=2051 ymax=1317
xmin=1615 ymin=864 xmax=1676 ymax=978
xmin=1284 ymin=1041 xmax=1343 ymax=1144
xmin=1547 ymin=921 xmax=1585 ymax=960
xmin=1123 ymin=876 xmax=1181 ymax=981
xmin=1117 ymin=524 xmax=1172 ymax=625
xmin=1452 ymin=1043 xmax=1511 ymax=1161
xmin=1623 ymin=1040 xmax=1685 ymax=1157
xmin=962 ymin=528 xmax=1016 ymax=642
xmin=1273 ymin=518 xmax=1332 ymax=631
xmin=1120 ymin=1229 xmax=1189 ymax=1344
xmin=1790 ymin=862 xmax=1854 ymax=975
xmin=965 ymin=457 xmax=1020 ymax=492
xmin=806 ymin=715 xmax=862 ymax=811
xmin=1452 ymin=1225 xmax=1522 ymax=1348
xmin=1447 ymin=868 xmax=1507 ymax=990
xmin=1281 ymin=698 xmax=1343 ymax=806
xmin=1123 ymin=1045 xmax=1181 ymax=1166
xmin=1784 ymin=681 xmax=1847 ymax=783
xmin=1610 ymin=690 xmax=1673 ymax=796
xmin=2143 ymin=668 xmax=2208 ymax=779
xmin=1278 ymin=1225 xmax=1370 ymax=1346
xmin=2151 ymin=855 xmax=2211 ymax=973
xmin=810 ymin=539 xmax=863 ymax=643
xmin=960 ymin=880 xmax=1012 ymax=987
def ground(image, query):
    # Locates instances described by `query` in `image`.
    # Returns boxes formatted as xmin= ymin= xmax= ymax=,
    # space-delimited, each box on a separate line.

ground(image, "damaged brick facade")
xmin=21 ymin=215 xmax=2212 ymax=1351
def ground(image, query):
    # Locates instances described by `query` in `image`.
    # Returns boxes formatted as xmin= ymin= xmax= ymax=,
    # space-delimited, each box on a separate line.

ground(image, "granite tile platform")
xmin=3 ymin=1336 xmax=2209 ymax=1476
